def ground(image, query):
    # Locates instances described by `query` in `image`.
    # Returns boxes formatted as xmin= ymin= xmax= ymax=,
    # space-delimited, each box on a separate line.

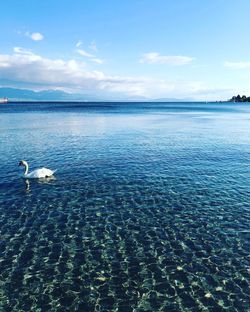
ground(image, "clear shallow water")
xmin=0 ymin=102 xmax=249 ymax=311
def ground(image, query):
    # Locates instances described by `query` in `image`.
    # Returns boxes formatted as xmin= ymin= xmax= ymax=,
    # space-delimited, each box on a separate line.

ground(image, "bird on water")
xmin=18 ymin=160 xmax=56 ymax=178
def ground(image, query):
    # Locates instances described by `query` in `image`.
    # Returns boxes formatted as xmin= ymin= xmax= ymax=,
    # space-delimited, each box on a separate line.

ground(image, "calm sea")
xmin=0 ymin=102 xmax=249 ymax=311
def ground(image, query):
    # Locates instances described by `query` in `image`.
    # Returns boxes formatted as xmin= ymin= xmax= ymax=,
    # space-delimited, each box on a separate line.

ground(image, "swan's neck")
xmin=24 ymin=163 xmax=29 ymax=175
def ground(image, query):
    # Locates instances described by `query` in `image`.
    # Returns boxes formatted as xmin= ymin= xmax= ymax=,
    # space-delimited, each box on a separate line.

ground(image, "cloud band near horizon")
xmin=0 ymin=47 xmax=233 ymax=100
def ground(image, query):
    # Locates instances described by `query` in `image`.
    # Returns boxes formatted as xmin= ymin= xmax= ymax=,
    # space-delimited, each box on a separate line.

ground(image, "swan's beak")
xmin=18 ymin=161 xmax=22 ymax=166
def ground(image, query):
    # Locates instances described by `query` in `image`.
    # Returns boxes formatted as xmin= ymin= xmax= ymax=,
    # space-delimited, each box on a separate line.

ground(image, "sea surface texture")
xmin=0 ymin=102 xmax=249 ymax=312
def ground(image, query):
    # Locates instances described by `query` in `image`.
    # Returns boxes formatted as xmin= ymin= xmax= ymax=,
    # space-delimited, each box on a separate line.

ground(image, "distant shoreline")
xmin=5 ymin=100 xmax=229 ymax=104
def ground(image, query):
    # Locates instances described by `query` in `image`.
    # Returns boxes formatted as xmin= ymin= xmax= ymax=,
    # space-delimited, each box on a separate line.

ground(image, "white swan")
xmin=19 ymin=160 xmax=56 ymax=179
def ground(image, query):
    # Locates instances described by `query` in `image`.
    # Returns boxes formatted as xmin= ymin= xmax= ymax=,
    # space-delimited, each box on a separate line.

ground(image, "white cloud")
xmin=77 ymin=49 xmax=94 ymax=58
xmin=76 ymin=40 xmax=83 ymax=48
xmin=224 ymin=61 xmax=250 ymax=69
xmin=91 ymin=58 xmax=104 ymax=64
xmin=13 ymin=47 xmax=33 ymax=55
xmin=140 ymin=52 xmax=194 ymax=65
xmin=76 ymin=48 xmax=104 ymax=64
xmin=31 ymin=32 xmax=44 ymax=41
xmin=25 ymin=32 xmax=44 ymax=41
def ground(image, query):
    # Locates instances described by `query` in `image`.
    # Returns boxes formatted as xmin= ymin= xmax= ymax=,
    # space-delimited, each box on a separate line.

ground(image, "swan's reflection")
xmin=23 ymin=176 xmax=56 ymax=192
xmin=24 ymin=179 xmax=30 ymax=192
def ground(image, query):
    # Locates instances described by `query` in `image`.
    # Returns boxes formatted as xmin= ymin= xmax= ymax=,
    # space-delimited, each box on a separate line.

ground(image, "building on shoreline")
xmin=0 ymin=97 xmax=8 ymax=103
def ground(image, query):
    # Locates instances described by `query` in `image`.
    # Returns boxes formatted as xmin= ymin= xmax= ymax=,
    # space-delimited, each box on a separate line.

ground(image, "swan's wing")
xmin=39 ymin=167 xmax=56 ymax=177
xmin=26 ymin=167 xmax=56 ymax=178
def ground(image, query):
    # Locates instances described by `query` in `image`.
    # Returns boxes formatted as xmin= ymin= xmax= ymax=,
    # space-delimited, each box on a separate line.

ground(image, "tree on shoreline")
xmin=229 ymin=94 xmax=250 ymax=102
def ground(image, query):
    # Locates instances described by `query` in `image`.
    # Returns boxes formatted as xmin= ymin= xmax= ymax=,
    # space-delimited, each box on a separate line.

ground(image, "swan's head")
xmin=19 ymin=160 xmax=28 ymax=167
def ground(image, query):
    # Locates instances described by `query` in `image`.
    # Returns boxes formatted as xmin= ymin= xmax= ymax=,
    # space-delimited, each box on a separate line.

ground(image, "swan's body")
xmin=19 ymin=160 xmax=56 ymax=179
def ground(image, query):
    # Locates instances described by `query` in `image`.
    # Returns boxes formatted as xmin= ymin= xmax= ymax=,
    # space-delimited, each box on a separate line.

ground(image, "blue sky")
xmin=1 ymin=0 xmax=250 ymax=100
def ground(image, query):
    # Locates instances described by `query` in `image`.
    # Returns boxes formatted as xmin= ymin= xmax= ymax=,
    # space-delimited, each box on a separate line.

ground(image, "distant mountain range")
xmin=0 ymin=87 xmax=101 ymax=102
xmin=153 ymin=97 xmax=193 ymax=102
xmin=0 ymin=87 xmax=193 ymax=102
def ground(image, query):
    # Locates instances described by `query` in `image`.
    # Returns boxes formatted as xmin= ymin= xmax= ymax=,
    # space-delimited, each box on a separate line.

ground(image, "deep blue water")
xmin=0 ymin=102 xmax=249 ymax=311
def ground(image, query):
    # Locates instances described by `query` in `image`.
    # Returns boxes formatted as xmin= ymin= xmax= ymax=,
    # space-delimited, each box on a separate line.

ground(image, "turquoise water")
xmin=0 ymin=102 xmax=249 ymax=311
